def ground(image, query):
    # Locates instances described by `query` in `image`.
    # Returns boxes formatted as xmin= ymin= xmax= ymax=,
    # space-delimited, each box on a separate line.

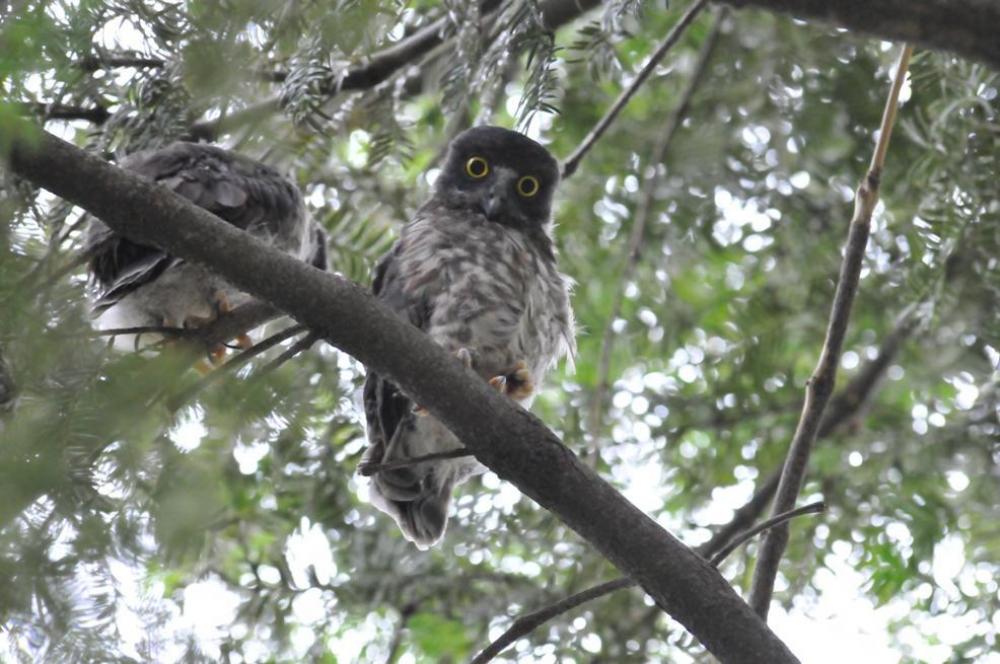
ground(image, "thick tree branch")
xmin=747 ymin=45 xmax=913 ymax=619
xmin=6 ymin=129 xmax=798 ymax=664
xmin=561 ymin=0 xmax=710 ymax=178
xmin=586 ymin=8 xmax=724 ymax=454
xmin=722 ymin=0 xmax=1000 ymax=70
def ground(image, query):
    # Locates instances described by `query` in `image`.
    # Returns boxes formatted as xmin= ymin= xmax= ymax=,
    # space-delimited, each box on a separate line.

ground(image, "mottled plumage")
xmin=362 ymin=126 xmax=575 ymax=549
xmin=85 ymin=142 xmax=326 ymax=347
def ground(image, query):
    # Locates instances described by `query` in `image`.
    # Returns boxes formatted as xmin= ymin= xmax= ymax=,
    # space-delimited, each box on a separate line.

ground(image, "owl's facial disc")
xmin=480 ymin=167 xmax=517 ymax=222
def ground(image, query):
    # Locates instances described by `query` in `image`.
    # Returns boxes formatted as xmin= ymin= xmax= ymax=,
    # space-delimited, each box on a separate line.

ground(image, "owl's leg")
xmin=489 ymin=360 xmax=534 ymax=400
xmin=412 ymin=348 xmax=473 ymax=416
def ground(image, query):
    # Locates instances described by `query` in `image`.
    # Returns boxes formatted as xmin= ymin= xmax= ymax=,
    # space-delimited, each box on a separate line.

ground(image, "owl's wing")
xmin=362 ymin=239 xmax=459 ymax=548
xmin=86 ymin=142 xmax=309 ymax=312
xmin=362 ymin=242 xmax=429 ymax=471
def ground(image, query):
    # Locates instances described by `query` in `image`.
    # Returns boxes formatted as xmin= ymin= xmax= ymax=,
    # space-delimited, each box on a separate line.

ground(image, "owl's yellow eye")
xmin=517 ymin=175 xmax=540 ymax=197
xmin=465 ymin=156 xmax=490 ymax=179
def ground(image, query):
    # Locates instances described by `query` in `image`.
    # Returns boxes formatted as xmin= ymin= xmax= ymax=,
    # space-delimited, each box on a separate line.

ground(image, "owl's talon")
xmin=455 ymin=347 xmax=473 ymax=369
xmin=236 ymin=333 xmax=253 ymax=350
xmin=209 ymin=344 xmax=226 ymax=365
xmin=215 ymin=290 xmax=234 ymax=315
xmin=491 ymin=360 xmax=534 ymax=400
xmin=412 ymin=404 xmax=429 ymax=417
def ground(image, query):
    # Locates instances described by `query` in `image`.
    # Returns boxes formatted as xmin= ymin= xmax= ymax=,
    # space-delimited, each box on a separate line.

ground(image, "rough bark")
xmin=6 ymin=129 xmax=799 ymax=664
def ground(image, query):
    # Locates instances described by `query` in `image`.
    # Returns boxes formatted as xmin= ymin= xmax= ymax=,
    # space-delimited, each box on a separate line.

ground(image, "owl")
xmin=362 ymin=126 xmax=576 ymax=549
xmin=85 ymin=142 xmax=327 ymax=355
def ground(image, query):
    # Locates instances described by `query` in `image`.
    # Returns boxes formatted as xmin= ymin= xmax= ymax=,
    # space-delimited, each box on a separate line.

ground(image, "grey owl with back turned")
xmin=85 ymin=142 xmax=327 ymax=354
xmin=362 ymin=126 xmax=576 ymax=549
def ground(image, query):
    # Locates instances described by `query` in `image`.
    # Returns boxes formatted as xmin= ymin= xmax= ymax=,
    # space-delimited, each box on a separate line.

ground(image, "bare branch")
xmin=7 ymin=128 xmax=798 ymax=663
xmin=561 ymin=0 xmax=710 ymax=178
xmin=747 ymin=44 xmax=914 ymax=619
xmin=470 ymin=578 xmax=634 ymax=664
xmin=357 ymin=448 xmax=474 ymax=477
xmin=708 ymin=501 xmax=825 ymax=566
xmin=94 ymin=325 xmax=193 ymax=339
xmin=76 ymin=55 xmax=164 ymax=72
xmin=0 ymin=343 xmax=15 ymax=414
xmin=20 ymin=102 xmax=111 ymax=125
xmin=586 ymin=8 xmax=725 ymax=455
xmin=256 ymin=330 xmax=320 ymax=376
xmin=383 ymin=601 xmax=419 ymax=664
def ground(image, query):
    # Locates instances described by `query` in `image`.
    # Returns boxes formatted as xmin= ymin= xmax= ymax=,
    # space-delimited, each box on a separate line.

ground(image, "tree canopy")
xmin=1 ymin=1 xmax=998 ymax=662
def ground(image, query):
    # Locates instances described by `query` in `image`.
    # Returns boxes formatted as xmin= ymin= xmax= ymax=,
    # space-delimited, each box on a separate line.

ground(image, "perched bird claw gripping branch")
xmin=361 ymin=126 xmax=576 ymax=550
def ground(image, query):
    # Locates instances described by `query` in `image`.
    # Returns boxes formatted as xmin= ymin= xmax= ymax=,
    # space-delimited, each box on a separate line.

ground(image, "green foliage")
xmin=1 ymin=1 xmax=998 ymax=663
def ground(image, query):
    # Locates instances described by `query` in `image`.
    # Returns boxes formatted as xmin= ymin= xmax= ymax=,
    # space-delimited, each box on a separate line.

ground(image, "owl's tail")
xmin=368 ymin=461 xmax=453 ymax=550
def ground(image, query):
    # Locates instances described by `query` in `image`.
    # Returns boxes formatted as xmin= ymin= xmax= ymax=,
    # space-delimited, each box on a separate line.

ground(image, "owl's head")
xmin=435 ymin=126 xmax=560 ymax=228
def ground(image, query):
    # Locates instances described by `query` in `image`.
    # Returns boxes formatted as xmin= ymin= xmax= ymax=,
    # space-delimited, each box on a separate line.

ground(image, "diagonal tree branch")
xmin=188 ymin=0 xmax=603 ymax=141
xmin=747 ymin=44 xmax=914 ymax=619
xmin=6 ymin=129 xmax=798 ymax=664
xmin=585 ymin=7 xmax=725 ymax=455
xmin=561 ymin=0 xmax=711 ymax=178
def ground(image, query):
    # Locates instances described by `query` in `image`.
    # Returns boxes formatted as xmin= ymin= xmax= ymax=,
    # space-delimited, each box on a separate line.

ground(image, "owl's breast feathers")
xmin=395 ymin=200 xmax=574 ymax=381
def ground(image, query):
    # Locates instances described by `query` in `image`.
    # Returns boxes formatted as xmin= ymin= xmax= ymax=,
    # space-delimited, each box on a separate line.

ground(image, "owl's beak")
xmin=481 ymin=169 xmax=515 ymax=221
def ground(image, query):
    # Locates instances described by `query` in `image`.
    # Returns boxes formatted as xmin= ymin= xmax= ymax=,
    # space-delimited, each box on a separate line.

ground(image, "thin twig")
xmin=77 ymin=55 xmax=164 ymax=72
xmin=470 ymin=500 xmax=824 ymax=664
xmin=383 ymin=601 xmax=419 ymax=664
xmin=165 ymin=324 xmax=307 ymax=412
xmin=747 ymin=44 xmax=914 ymax=620
xmin=469 ymin=275 xmax=919 ymax=663
xmin=255 ymin=330 xmax=320 ymax=376
xmin=469 ymin=578 xmax=634 ymax=664
xmin=356 ymin=448 xmax=473 ymax=477
xmin=560 ymin=0 xmax=710 ymax=178
xmin=708 ymin=501 xmax=825 ymax=566
xmin=94 ymin=325 xmax=192 ymax=338
xmin=20 ymin=102 xmax=112 ymax=124
xmin=585 ymin=7 xmax=725 ymax=458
